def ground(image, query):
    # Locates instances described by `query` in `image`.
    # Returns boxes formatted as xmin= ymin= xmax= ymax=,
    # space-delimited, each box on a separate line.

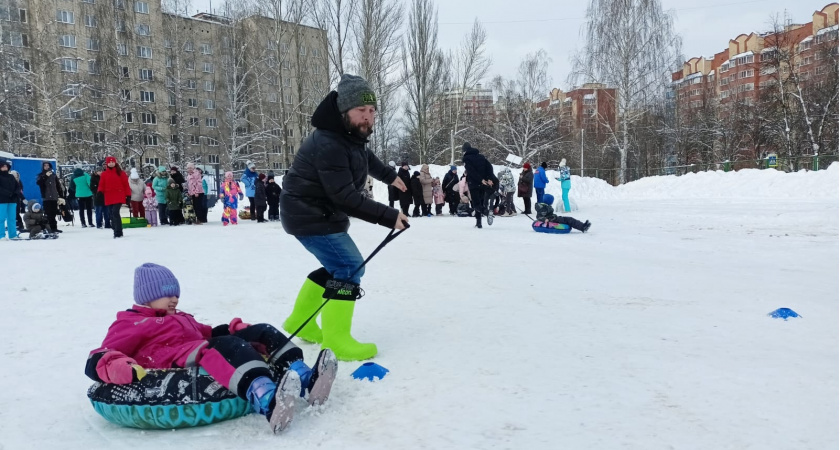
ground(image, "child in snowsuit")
xmin=165 ymin=179 xmax=184 ymax=226
xmin=85 ymin=263 xmax=338 ymax=433
xmin=432 ymin=177 xmax=445 ymax=216
xmin=497 ymin=167 xmax=516 ymax=216
xmin=142 ymin=186 xmax=158 ymax=227
xmin=266 ymin=174 xmax=282 ymax=221
xmin=219 ymin=171 xmax=242 ymax=226
xmin=255 ymin=173 xmax=268 ymax=223
xmin=534 ymin=194 xmax=590 ymax=233
xmin=23 ymin=202 xmax=54 ymax=238
xmin=556 ymin=159 xmax=572 ymax=212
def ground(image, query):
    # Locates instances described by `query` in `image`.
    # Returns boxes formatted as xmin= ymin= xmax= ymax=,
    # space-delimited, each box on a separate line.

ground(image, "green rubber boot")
xmin=321 ymin=300 xmax=377 ymax=361
xmin=282 ymin=269 xmax=329 ymax=344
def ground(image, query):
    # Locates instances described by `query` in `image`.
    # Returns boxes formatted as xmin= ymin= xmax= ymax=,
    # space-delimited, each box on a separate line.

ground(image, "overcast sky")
xmin=192 ymin=0 xmax=835 ymax=89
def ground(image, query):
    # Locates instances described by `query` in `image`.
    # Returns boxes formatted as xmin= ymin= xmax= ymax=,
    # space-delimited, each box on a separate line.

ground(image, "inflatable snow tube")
xmin=532 ymin=221 xmax=571 ymax=234
xmin=87 ymin=367 xmax=251 ymax=429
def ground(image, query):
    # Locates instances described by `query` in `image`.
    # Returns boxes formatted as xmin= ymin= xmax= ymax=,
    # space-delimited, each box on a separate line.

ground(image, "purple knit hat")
xmin=134 ymin=263 xmax=181 ymax=305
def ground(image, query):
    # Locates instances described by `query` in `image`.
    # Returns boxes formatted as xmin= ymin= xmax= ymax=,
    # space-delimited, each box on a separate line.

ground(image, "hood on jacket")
xmin=463 ymin=142 xmax=478 ymax=156
xmin=73 ymin=168 xmax=84 ymax=178
xmin=225 ymin=171 xmax=233 ymax=180
xmin=167 ymin=178 xmax=178 ymax=187
xmin=144 ymin=186 xmax=154 ymax=197
xmin=187 ymin=163 xmax=196 ymax=171
xmin=29 ymin=201 xmax=42 ymax=213
xmin=412 ymin=171 xmax=420 ymax=177
xmin=310 ymin=91 xmax=369 ymax=144
xmin=542 ymin=194 xmax=554 ymax=205
xmin=0 ymin=158 xmax=10 ymax=171
xmin=421 ymin=164 xmax=430 ymax=173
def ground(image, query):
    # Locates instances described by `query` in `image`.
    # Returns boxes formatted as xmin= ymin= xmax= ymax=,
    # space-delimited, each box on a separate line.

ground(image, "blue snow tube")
xmin=87 ymin=367 xmax=251 ymax=429
xmin=532 ymin=221 xmax=571 ymax=234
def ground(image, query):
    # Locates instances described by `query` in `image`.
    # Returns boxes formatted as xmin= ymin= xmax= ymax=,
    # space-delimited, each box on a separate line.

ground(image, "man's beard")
xmin=342 ymin=114 xmax=374 ymax=140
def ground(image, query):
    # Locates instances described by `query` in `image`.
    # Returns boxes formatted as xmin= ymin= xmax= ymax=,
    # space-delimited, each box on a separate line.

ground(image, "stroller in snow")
xmin=182 ymin=192 xmax=197 ymax=225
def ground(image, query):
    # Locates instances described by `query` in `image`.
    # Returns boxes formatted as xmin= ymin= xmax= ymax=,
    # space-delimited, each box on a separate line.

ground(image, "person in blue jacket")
xmin=241 ymin=161 xmax=258 ymax=220
xmin=534 ymin=162 xmax=549 ymax=204
xmin=557 ymin=158 xmax=571 ymax=212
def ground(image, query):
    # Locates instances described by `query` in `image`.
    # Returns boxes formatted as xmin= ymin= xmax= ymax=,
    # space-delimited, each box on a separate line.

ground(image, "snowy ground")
xmin=0 ymin=166 xmax=837 ymax=450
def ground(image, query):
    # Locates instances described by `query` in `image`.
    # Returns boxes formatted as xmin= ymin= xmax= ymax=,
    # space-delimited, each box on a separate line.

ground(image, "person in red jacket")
xmin=97 ymin=156 xmax=131 ymax=238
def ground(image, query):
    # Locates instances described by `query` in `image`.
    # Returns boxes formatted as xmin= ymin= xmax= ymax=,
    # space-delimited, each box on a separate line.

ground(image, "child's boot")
xmin=247 ymin=372 xmax=301 ymax=434
xmin=282 ymin=268 xmax=330 ymax=344
xmin=320 ymin=283 xmax=377 ymax=361
xmin=287 ymin=349 xmax=338 ymax=406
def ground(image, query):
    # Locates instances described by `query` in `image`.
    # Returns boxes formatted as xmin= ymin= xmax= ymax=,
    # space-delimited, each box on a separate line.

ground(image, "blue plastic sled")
xmin=532 ymin=221 xmax=571 ymax=234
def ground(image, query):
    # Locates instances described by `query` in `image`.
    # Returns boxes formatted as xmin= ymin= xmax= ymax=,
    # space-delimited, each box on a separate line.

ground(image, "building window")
xmin=189 ymin=117 xmax=199 ymax=126
xmin=267 ymin=93 xmax=278 ymax=103
xmin=87 ymin=60 xmax=100 ymax=74
xmin=188 ymin=98 xmax=198 ymax=108
xmin=64 ymin=84 xmax=81 ymax=96
xmin=299 ymin=46 xmax=307 ymax=56
xmin=59 ymin=35 xmax=77 ymax=48
xmin=139 ymin=68 xmax=153 ymax=80
xmin=738 ymin=69 xmax=754 ymax=79
xmin=17 ymin=8 xmax=27 ymax=22
xmin=205 ymin=99 xmax=215 ymax=110
xmin=59 ymin=58 xmax=78 ymax=73
xmin=86 ymin=38 xmax=100 ymax=51
xmin=189 ymin=135 xmax=199 ymax=145
xmin=287 ymin=128 xmax=294 ymax=138
xmin=273 ymin=162 xmax=282 ymax=169
xmin=136 ymin=46 xmax=153 ymax=59
xmin=90 ymin=88 xmax=103 ymax=99
xmin=205 ymin=117 xmax=217 ymax=128
xmin=135 ymin=1 xmax=149 ymax=14
xmin=272 ymin=145 xmax=281 ymax=154
xmin=207 ymin=137 xmax=219 ymax=146
xmin=56 ymin=10 xmax=75 ymax=24
xmin=141 ymin=113 xmax=157 ymax=124
xmin=115 ymin=20 xmax=126 ymax=32
xmin=136 ymin=24 xmax=151 ymax=36
xmin=121 ymin=89 xmax=131 ymax=100
xmin=288 ymin=144 xmax=295 ymax=154
xmin=208 ymin=154 xmax=219 ymax=164
xmin=82 ymin=0 xmax=94 ymax=3
xmin=94 ymin=132 xmax=106 ymax=143
xmin=799 ymin=40 xmax=812 ymax=52
xmin=19 ymin=131 xmax=36 ymax=143
xmin=125 ymin=112 xmax=134 ymax=123
xmin=115 ymin=0 xmax=125 ymax=9
xmin=9 ymin=32 xmax=28 ymax=47
xmin=164 ymin=39 xmax=172 ymax=48
xmin=166 ymin=56 xmax=173 ymax=67
xmin=284 ymin=93 xmax=292 ymax=104
xmin=313 ymin=66 xmax=321 ymax=75
xmin=312 ymin=48 xmax=320 ymax=57
xmin=169 ymin=93 xmax=176 ymax=106
xmin=140 ymin=91 xmax=155 ymax=102
xmin=145 ymin=157 xmax=160 ymax=166
xmin=185 ymin=60 xmax=195 ymax=70
xmin=117 ymin=43 xmax=128 ymax=56
xmin=184 ymin=41 xmax=194 ymax=52
xmin=200 ymin=43 xmax=212 ymax=55
xmin=85 ymin=15 xmax=97 ymax=27
xmin=204 ymin=81 xmax=214 ymax=92
xmin=170 ymin=115 xmax=178 ymax=125
xmin=185 ymin=80 xmax=196 ymax=90
xmin=121 ymin=66 xmax=130 ymax=78
xmin=282 ymin=60 xmax=291 ymax=70
xmin=92 ymin=110 xmax=105 ymax=121
xmin=143 ymin=135 xmax=158 ymax=146
xmin=203 ymin=62 xmax=214 ymax=73
xmin=283 ymin=78 xmax=292 ymax=87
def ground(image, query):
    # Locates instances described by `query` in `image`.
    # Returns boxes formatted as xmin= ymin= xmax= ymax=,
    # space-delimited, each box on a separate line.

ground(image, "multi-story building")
xmin=0 ymin=0 xmax=328 ymax=173
xmin=430 ymin=84 xmax=494 ymax=130
xmin=672 ymin=4 xmax=837 ymax=113
xmin=535 ymin=84 xmax=617 ymax=141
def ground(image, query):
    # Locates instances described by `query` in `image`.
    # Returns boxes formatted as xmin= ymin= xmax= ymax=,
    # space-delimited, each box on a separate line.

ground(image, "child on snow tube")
xmin=85 ymin=263 xmax=338 ymax=433
xmin=533 ymin=194 xmax=591 ymax=233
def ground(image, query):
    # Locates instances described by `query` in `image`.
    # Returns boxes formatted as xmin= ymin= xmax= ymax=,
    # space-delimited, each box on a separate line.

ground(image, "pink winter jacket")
xmin=86 ymin=306 xmax=239 ymax=384
xmin=187 ymin=170 xmax=203 ymax=196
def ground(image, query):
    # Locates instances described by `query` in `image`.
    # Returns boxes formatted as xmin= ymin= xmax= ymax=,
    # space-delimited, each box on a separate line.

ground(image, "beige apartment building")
xmin=0 ymin=0 xmax=328 ymax=173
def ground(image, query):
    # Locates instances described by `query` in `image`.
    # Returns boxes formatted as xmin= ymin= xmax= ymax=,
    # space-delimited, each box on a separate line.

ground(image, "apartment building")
xmin=671 ymin=3 xmax=838 ymax=112
xmin=430 ymin=84 xmax=495 ymax=130
xmin=0 ymin=0 xmax=327 ymax=172
xmin=535 ymin=84 xmax=617 ymax=142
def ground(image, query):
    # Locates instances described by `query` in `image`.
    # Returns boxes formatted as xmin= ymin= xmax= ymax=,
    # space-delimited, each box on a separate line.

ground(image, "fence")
xmin=578 ymin=154 xmax=839 ymax=185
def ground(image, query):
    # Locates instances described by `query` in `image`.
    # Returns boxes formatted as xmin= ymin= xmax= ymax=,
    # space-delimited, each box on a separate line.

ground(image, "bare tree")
xmin=570 ymin=0 xmax=681 ymax=184
xmin=351 ymin=0 xmax=404 ymax=160
xmin=479 ymin=50 xmax=562 ymax=163
xmin=310 ymin=0 xmax=356 ymax=83
xmin=402 ymin=0 xmax=445 ymax=164
xmin=444 ymin=19 xmax=491 ymax=164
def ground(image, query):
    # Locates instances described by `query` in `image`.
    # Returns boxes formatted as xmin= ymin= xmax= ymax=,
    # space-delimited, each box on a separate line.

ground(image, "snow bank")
xmin=372 ymin=162 xmax=839 ymax=205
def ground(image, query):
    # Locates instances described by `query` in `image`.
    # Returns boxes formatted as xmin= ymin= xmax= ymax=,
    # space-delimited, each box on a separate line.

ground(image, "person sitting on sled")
xmin=84 ymin=263 xmax=338 ymax=433
xmin=535 ymin=194 xmax=591 ymax=233
xmin=23 ymin=201 xmax=56 ymax=239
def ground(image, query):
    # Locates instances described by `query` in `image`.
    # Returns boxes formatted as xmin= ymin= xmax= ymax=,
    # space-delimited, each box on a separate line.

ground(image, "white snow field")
xmin=0 ymin=164 xmax=837 ymax=450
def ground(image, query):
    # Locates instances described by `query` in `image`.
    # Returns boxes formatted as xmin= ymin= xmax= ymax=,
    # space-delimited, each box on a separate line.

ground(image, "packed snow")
xmin=0 ymin=164 xmax=837 ymax=449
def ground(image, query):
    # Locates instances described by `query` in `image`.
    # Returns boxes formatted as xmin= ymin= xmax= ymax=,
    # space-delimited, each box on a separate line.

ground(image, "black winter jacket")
xmin=442 ymin=171 xmax=459 ymax=203
xmin=463 ymin=144 xmax=497 ymax=190
xmin=0 ymin=171 xmax=20 ymax=204
xmin=396 ymin=168 xmax=413 ymax=203
xmin=280 ymin=91 xmax=399 ymax=236
xmin=410 ymin=173 xmax=423 ymax=203
xmin=254 ymin=179 xmax=267 ymax=207
xmin=90 ymin=174 xmax=105 ymax=206
xmin=266 ymin=181 xmax=282 ymax=205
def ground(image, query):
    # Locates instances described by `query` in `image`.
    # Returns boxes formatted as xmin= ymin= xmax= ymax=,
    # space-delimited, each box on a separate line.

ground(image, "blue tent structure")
xmin=0 ymin=151 xmax=55 ymax=205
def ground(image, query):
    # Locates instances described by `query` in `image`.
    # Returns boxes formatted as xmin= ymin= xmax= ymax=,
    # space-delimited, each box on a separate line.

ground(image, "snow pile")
xmin=372 ymin=163 xmax=839 ymax=205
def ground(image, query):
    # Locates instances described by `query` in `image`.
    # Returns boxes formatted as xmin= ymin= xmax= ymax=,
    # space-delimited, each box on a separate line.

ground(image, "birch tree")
xmin=311 ymin=0 xmax=356 ymax=84
xmin=570 ymin=0 xmax=681 ymax=184
xmin=402 ymin=0 xmax=445 ymax=164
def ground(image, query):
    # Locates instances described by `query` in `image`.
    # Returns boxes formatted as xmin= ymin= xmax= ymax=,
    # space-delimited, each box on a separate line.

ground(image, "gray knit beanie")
xmin=134 ymin=263 xmax=181 ymax=305
xmin=336 ymin=74 xmax=377 ymax=113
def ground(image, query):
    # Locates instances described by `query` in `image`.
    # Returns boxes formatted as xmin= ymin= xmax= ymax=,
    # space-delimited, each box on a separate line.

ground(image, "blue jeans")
xmin=296 ymin=232 xmax=365 ymax=285
xmin=0 ymin=203 xmax=18 ymax=238
xmin=535 ymin=188 xmax=545 ymax=204
xmin=95 ymin=205 xmax=111 ymax=228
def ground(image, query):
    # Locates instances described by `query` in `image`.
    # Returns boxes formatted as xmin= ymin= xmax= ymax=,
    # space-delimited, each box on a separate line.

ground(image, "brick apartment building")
xmin=671 ymin=4 xmax=838 ymax=128
xmin=0 ymin=0 xmax=328 ymax=172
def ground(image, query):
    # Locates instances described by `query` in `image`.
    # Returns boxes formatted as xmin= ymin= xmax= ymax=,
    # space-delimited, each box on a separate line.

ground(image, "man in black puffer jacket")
xmin=280 ymin=74 xmax=408 ymax=362
xmin=462 ymin=142 xmax=497 ymax=229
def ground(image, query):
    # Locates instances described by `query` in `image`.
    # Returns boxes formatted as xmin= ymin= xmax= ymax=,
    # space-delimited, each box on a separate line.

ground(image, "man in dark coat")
xmin=462 ymin=143 xmax=497 ymax=228
xmin=36 ymin=161 xmax=65 ymax=233
xmin=396 ymin=162 xmax=413 ymax=216
xmin=386 ymin=161 xmax=400 ymax=208
xmin=441 ymin=165 xmax=459 ymax=215
xmin=279 ymin=74 xmax=408 ymax=362
xmin=410 ymin=171 xmax=423 ymax=217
